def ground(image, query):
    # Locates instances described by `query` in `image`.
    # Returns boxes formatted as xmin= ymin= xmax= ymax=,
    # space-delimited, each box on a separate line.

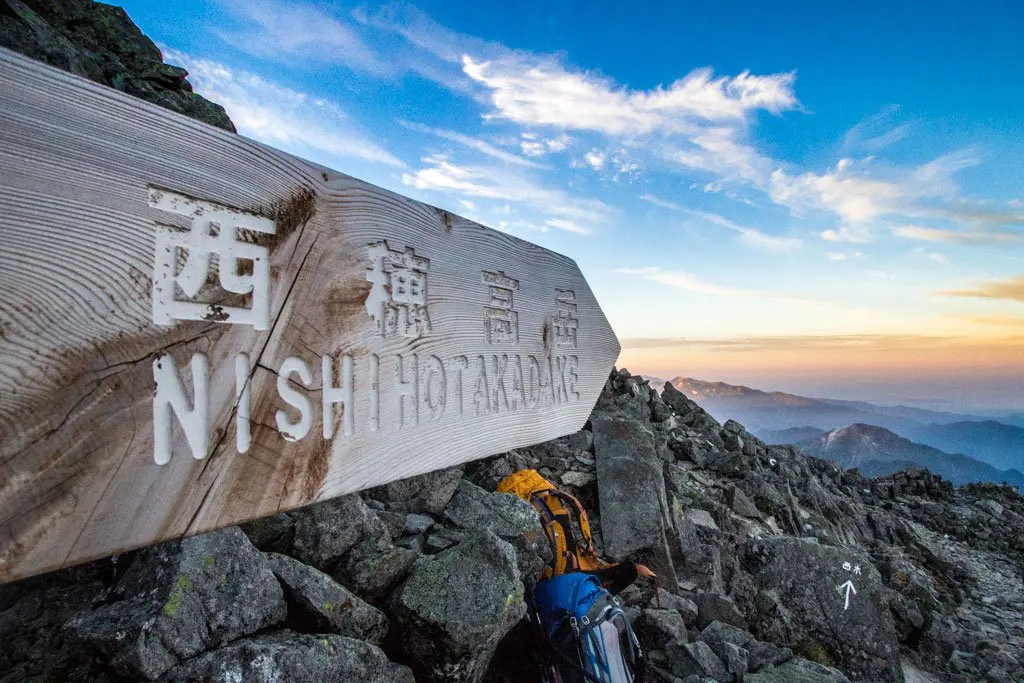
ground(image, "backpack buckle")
xmin=569 ymin=616 xmax=579 ymax=635
xmin=581 ymin=615 xmax=590 ymax=627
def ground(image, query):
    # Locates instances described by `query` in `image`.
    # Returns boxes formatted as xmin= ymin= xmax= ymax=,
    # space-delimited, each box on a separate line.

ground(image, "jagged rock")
xmin=694 ymin=593 xmax=746 ymax=630
xmin=740 ymin=537 xmax=901 ymax=682
xmin=666 ymin=639 xmax=730 ymax=680
xmin=560 ymin=470 xmax=597 ymax=488
xmin=568 ymin=429 xmax=594 ymax=453
xmin=636 ymin=608 xmax=688 ymax=649
xmin=0 ymin=0 xmax=234 ymax=130
xmin=594 ymin=416 xmax=678 ymax=585
xmin=64 ymin=527 xmax=286 ymax=679
xmin=745 ymin=641 xmax=794 ymax=672
xmin=160 ymin=631 xmax=413 ymax=683
xmin=388 ymin=530 xmax=525 ymax=682
xmin=241 ymin=512 xmax=296 ymax=554
xmin=405 ymin=513 xmax=435 ymax=535
xmin=264 ymin=553 xmax=388 ymax=643
xmin=741 ymin=656 xmax=851 ymax=682
xmin=728 ymin=486 xmax=762 ymax=519
xmin=377 ymin=510 xmax=408 ymax=539
xmin=650 ymin=588 xmax=699 ymax=627
xmin=336 ymin=538 xmax=418 ymax=601
xmin=443 ymin=479 xmax=551 ymax=581
xmin=290 ymin=494 xmax=388 ymax=571
xmin=383 ymin=465 xmax=464 ymax=514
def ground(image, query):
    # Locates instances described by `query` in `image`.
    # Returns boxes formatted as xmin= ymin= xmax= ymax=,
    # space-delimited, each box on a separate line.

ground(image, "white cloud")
xmin=928 ymin=252 xmax=950 ymax=264
xmin=615 ymin=266 xmax=817 ymax=306
xmin=520 ymin=132 xmax=573 ymax=157
xmin=867 ymin=270 xmax=897 ymax=281
xmin=545 ymin=219 xmax=592 ymax=235
xmin=162 ymin=48 xmax=402 ymax=167
xmin=827 ymin=252 xmax=848 ymax=261
xmin=640 ymin=194 xmax=683 ymax=211
xmin=213 ymin=0 xmax=387 ymax=74
xmin=462 ymin=55 xmax=798 ymax=135
xmin=399 ymin=120 xmax=542 ymax=167
xmin=843 ymin=105 xmax=909 ymax=152
xmin=684 ymin=210 xmax=804 ymax=252
xmin=892 ymin=224 xmax=1024 ymax=244
xmin=585 ymin=149 xmax=606 ymax=170
xmin=401 ymin=155 xmax=610 ymax=226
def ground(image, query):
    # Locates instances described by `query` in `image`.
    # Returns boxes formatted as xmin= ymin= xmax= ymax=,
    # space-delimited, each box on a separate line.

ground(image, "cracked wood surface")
xmin=0 ymin=48 xmax=620 ymax=582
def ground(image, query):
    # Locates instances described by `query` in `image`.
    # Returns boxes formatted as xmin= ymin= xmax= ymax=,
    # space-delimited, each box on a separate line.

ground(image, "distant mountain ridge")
xmin=648 ymin=377 xmax=1024 ymax=477
xmin=798 ymin=424 xmax=1024 ymax=487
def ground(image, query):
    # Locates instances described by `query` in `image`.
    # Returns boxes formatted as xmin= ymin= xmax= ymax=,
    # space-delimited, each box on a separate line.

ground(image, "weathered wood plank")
xmin=0 ymin=48 xmax=620 ymax=582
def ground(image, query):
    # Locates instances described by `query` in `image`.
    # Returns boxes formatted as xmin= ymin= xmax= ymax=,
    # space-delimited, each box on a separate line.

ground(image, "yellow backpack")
xmin=497 ymin=469 xmax=607 ymax=578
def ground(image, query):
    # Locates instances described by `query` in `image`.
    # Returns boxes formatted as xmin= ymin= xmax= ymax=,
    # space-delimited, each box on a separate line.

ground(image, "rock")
xmin=721 ymin=642 xmax=750 ymax=682
xmin=560 ymin=471 xmax=597 ymax=488
xmin=0 ymin=0 xmax=235 ymax=130
xmin=568 ymin=429 xmax=594 ymax=453
xmin=741 ymin=657 xmax=851 ymax=682
xmin=388 ymin=530 xmax=526 ymax=682
xmin=64 ymin=527 xmax=286 ymax=679
xmin=741 ymin=537 xmax=901 ymax=682
xmin=264 ymin=553 xmax=388 ymax=644
xmin=336 ymin=538 xmax=418 ymax=601
xmin=685 ymin=509 xmax=720 ymax=532
xmin=694 ymin=593 xmax=746 ymax=630
xmin=636 ymin=608 xmax=688 ymax=649
xmin=384 ymin=465 xmax=464 ymax=514
xmin=290 ymin=494 xmax=388 ymax=571
xmin=746 ymin=641 xmax=793 ymax=672
xmin=404 ymin=513 xmax=435 ymax=536
xmin=160 ymin=631 xmax=413 ymax=683
xmin=650 ymin=588 xmax=699 ymax=627
xmin=593 ymin=416 xmax=678 ymax=585
xmin=377 ymin=509 xmax=409 ymax=539
xmin=728 ymin=486 xmax=762 ymax=519
xmin=240 ymin=512 xmax=295 ymax=554
xmin=443 ymin=479 xmax=550 ymax=582
xmin=666 ymin=640 xmax=730 ymax=681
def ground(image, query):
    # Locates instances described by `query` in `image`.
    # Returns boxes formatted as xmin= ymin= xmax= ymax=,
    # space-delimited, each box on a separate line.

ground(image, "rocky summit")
xmin=1 ymin=369 xmax=1023 ymax=682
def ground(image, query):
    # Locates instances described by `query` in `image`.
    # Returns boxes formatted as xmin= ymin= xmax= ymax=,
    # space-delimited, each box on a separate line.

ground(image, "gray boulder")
xmin=636 ymin=608 xmax=688 ymax=649
xmin=666 ymin=639 xmax=730 ymax=681
xmin=336 ymin=537 xmax=418 ymax=601
xmin=741 ymin=537 xmax=901 ymax=682
xmin=289 ymin=494 xmax=389 ymax=571
xmin=383 ymin=465 xmax=464 ymax=514
xmin=650 ymin=588 xmax=699 ymax=627
xmin=742 ymin=657 xmax=851 ymax=682
xmin=444 ymin=479 xmax=551 ymax=582
xmin=388 ymin=530 xmax=525 ymax=682
xmin=695 ymin=593 xmax=746 ymax=630
xmin=593 ymin=416 xmax=678 ymax=585
xmin=65 ymin=527 xmax=286 ymax=679
xmin=265 ymin=553 xmax=388 ymax=643
xmin=160 ymin=631 xmax=413 ymax=683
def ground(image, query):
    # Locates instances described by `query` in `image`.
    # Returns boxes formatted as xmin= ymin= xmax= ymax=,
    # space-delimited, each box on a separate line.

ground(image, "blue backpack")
xmin=531 ymin=573 xmax=646 ymax=683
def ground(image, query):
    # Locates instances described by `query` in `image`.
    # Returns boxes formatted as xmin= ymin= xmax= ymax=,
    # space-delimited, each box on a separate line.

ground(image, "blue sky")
xmin=120 ymin=0 xmax=1023 ymax=410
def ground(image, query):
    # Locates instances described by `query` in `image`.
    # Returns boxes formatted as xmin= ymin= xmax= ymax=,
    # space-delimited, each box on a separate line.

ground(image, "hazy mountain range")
xmin=642 ymin=376 xmax=1024 ymax=484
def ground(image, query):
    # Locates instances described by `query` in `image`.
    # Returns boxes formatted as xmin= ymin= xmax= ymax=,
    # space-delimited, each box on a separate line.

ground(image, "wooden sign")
xmin=0 ymin=48 xmax=620 ymax=583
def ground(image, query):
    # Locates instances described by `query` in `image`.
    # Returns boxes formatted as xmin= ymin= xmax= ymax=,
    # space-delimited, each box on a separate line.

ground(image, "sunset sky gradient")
xmin=120 ymin=0 xmax=1023 ymax=410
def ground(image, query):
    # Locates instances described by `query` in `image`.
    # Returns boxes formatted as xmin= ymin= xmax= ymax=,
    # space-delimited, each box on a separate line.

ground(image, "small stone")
xmin=694 ymin=593 xmax=746 ymax=630
xmin=649 ymin=588 xmax=699 ymax=627
xmin=666 ymin=640 xmax=729 ymax=681
xmin=636 ymin=609 xmax=687 ymax=649
xmin=685 ymin=509 xmax=720 ymax=531
xmin=560 ymin=471 xmax=596 ymax=488
xmin=404 ymin=513 xmax=435 ymax=536
xmin=568 ymin=429 xmax=594 ymax=453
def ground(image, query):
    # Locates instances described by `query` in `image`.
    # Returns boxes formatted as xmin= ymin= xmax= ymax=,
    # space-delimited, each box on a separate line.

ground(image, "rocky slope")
xmin=2 ymin=369 xmax=1023 ymax=682
xmin=0 ymin=0 xmax=234 ymax=130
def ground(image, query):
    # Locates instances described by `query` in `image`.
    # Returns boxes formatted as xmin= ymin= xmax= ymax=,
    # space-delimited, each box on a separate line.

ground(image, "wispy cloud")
xmin=615 ymin=266 xmax=814 ymax=305
xmin=162 ymin=48 xmax=402 ymax=167
xmin=545 ymin=219 xmax=591 ymax=235
xmin=892 ymin=224 xmax=1024 ymax=244
xmin=401 ymin=155 xmax=611 ymax=226
xmin=463 ymin=55 xmax=798 ymax=135
xmin=843 ymin=105 xmax=910 ymax=152
xmin=957 ymin=315 xmax=1024 ymax=328
xmin=520 ymin=132 xmax=572 ymax=157
xmin=398 ymin=120 xmax=543 ymax=167
xmin=941 ymin=276 xmax=1024 ymax=303
xmin=213 ymin=0 xmax=388 ymax=74
xmin=640 ymin=193 xmax=684 ymax=211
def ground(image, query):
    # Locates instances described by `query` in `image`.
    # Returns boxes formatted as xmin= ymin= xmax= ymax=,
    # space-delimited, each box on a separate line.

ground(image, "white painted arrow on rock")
xmin=838 ymin=580 xmax=857 ymax=610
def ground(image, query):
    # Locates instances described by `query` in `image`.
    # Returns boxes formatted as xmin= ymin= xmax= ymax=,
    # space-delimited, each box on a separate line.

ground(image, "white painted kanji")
xmin=150 ymin=187 xmax=275 ymax=330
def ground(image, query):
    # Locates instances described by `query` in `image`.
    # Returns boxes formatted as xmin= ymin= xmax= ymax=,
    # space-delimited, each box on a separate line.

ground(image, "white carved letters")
xmin=153 ymin=353 xmax=210 ymax=465
xmin=147 ymin=195 xmax=588 ymax=464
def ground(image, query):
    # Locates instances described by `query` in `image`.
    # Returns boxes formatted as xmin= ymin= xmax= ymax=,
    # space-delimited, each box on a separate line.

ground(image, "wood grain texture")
xmin=0 ymin=48 xmax=620 ymax=583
